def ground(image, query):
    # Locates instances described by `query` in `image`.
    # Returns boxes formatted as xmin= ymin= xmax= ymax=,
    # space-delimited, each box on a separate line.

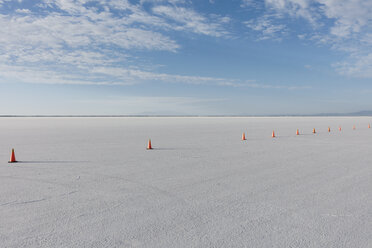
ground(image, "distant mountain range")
xmin=312 ymin=110 xmax=372 ymax=117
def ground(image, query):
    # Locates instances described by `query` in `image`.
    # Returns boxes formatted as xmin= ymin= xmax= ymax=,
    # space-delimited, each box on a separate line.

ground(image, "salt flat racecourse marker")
xmin=296 ymin=129 xmax=299 ymax=135
xmin=313 ymin=128 xmax=316 ymax=134
xmin=147 ymin=139 xmax=153 ymax=150
xmin=339 ymin=126 xmax=342 ymax=131
xmin=272 ymin=131 xmax=275 ymax=138
xmin=242 ymin=132 xmax=246 ymax=141
xmin=328 ymin=127 xmax=331 ymax=133
xmin=369 ymin=124 xmax=371 ymax=129
xmin=353 ymin=125 xmax=356 ymax=130
xmin=8 ymin=148 xmax=17 ymax=163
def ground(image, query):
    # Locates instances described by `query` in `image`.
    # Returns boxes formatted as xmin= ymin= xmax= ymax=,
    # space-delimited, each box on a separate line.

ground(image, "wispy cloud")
xmin=152 ymin=5 xmax=230 ymax=37
xmin=0 ymin=0 xmax=232 ymax=86
xmin=0 ymin=60 xmax=310 ymax=91
xmin=241 ymin=0 xmax=372 ymax=78
xmin=244 ymin=14 xmax=287 ymax=40
xmin=241 ymin=0 xmax=262 ymax=8
xmin=216 ymin=80 xmax=311 ymax=90
xmin=333 ymin=53 xmax=372 ymax=78
xmin=1 ymin=0 xmax=306 ymax=89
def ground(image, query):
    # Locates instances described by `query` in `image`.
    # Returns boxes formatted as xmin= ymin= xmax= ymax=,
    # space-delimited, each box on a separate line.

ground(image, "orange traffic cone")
xmin=339 ymin=126 xmax=342 ymax=131
xmin=242 ymin=132 xmax=246 ymax=141
xmin=328 ymin=127 xmax=331 ymax=132
xmin=313 ymin=128 xmax=316 ymax=134
xmin=296 ymin=129 xmax=299 ymax=135
xmin=8 ymin=148 xmax=17 ymax=163
xmin=147 ymin=139 xmax=153 ymax=150
xmin=353 ymin=125 xmax=356 ymax=130
xmin=272 ymin=131 xmax=275 ymax=138
xmin=368 ymin=124 xmax=370 ymax=129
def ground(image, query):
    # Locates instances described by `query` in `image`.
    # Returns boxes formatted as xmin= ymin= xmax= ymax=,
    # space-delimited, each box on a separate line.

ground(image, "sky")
xmin=0 ymin=0 xmax=371 ymax=115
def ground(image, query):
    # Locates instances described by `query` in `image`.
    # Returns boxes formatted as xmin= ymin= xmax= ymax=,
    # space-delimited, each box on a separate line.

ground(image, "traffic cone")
xmin=353 ymin=125 xmax=356 ymax=130
xmin=339 ymin=126 xmax=342 ymax=131
xmin=242 ymin=132 xmax=246 ymax=141
xmin=328 ymin=127 xmax=331 ymax=133
xmin=313 ymin=128 xmax=316 ymax=134
xmin=272 ymin=131 xmax=275 ymax=138
xmin=368 ymin=124 xmax=370 ymax=129
xmin=147 ymin=139 xmax=153 ymax=150
xmin=296 ymin=129 xmax=299 ymax=135
xmin=8 ymin=148 xmax=17 ymax=163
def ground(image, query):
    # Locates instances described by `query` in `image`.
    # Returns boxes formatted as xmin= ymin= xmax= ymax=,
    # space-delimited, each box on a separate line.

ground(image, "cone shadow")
xmin=148 ymin=148 xmax=179 ymax=151
xmin=17 ymin=161 xmax=89 ymax=164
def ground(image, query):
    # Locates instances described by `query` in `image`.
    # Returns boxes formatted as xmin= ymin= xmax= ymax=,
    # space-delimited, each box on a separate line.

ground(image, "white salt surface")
xmin=0 ymin=117 xmax=371 ymax=247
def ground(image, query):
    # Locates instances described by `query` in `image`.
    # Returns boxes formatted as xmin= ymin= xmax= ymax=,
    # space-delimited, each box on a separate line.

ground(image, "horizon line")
xmin=1 ymin=114 xmax=372 ymax=118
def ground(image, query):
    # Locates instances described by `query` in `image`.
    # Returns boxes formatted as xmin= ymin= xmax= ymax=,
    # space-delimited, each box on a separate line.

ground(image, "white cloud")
xmin=0 ymin=0 xmax=310 ymax=91
xmin=140 ymin=0 xmax=186 ymax=4
xmin=15 ymin=8 xmax=31 ymax=13
xmin=265 ymin=0 xmax=318 ymax=25
xmin=0 ymin=0 xmax=11 ymax=7
xmin=0 ymin=0 xmax=233 ymax=86
xmin=241 ymin=0 xmax=372 ymax=78
xmin=0 ymin=59 xmax=308 ymax=91
xmin=319 ymin=0 xmax=372 ymax=38
xmin=241 ymin=0 xmax=263 ymax=8
xmin=152 ymin=5 xmax=229 ymax=37
xmin=333 ymin=53 xmax=372 ymax=78
xmin=244 ymin=14 xmax=287 ymax=40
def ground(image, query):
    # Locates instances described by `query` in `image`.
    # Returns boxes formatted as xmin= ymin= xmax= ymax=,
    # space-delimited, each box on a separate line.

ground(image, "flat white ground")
xmin=0 ymin=117 xmax=371 ymax=247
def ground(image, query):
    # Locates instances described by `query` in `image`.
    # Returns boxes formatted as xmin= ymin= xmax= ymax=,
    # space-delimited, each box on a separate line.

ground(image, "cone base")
xmin=8 ymin=161 xmax=18 ymax=163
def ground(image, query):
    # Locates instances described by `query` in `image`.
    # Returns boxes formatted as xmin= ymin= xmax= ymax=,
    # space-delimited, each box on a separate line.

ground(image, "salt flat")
xmin=0 ymin=117 xmax=371 ymax=248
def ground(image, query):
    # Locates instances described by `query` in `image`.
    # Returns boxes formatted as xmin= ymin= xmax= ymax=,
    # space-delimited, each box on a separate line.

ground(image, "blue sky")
xmin=0 ymin=0 xmax=371 ymax=115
